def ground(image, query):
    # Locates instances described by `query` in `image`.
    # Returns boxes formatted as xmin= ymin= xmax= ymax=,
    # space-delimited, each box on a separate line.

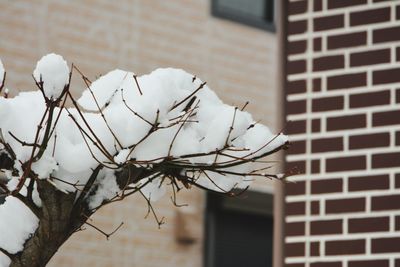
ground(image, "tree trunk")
xmin=7 ymin=165 xmax=146 ymax=267
xmin=9 ymin=180 xmax=77 ymax=267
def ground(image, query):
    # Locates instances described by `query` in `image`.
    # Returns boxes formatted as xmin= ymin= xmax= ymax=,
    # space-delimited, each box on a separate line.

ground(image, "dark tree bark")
xmin=0 ymin=154 xmax=147 ymax=267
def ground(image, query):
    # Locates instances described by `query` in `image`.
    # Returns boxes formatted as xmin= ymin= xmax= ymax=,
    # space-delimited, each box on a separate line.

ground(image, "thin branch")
xmin=169 ymin=81 xmax=206 ymax=111
xmin=85 ymin=221 xmax=124 ymax=240
xmin=132 ymin=74 xmax=143 ymax=95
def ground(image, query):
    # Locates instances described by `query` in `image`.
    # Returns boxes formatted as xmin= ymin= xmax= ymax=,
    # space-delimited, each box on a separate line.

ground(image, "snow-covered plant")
xmin=0 ymin=54 xmax=289 ymax=267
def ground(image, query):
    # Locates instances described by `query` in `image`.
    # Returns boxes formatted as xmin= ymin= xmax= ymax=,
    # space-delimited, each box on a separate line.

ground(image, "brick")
xmin=314 ymin=0 xmax=323 ymax=11
xmin=372 ymin=152 xmax=400 ymax=168
xmin=286 ymin=201 xmax=306 ymax=216
xmin=312 ymin=137 xmax=343 ymax=153
xmin=350 ymin=90 xmax=390 ymax=108
xmin=285 ymin=242 xmax=305 ymax=257
xmin=286 ymin=221 xmax=305 ymax=236
xmin=325 ymin=239 xmax=365 ymax=255
xmin=287 ymin=59 xmax=306 ymax=75
xmin=311 ymin=159 xmax=320 ymax=174
xmin=314 ymin=37 xmax=322 ymax=52
xmin=348 ymin=260 xmax=389 ymax=267
xmin=311 ymin=179 xmax=342 ymax=194
xmin=350 ymin=7 xmax=390 ymax=26
xmin=328 ymin=0 xmax=367 ymax=9
xmin=312 ymin=96 xmax=343 ymax=112
xmin=287 ymin=160 xmax=306 ymax=174
xmin=287 ymin=79 xmax=306 ymax=95
xmin=396 ymin=216 xmax=400 ymax=230
xmin=396 ymin=259 xmax=400 ymax=267
xmin=310 ymin=263 xmax=341 ymax=267
xmin=373 ymin=110 xmax=400 ymax=126
xmin=314 ymin=15 xmax=344 ymax=31
xmin=287 ymin=99 xmax=306 ymax=115
xmin=287 ymin=120 xmax=306 ymax=134
xmin=288 ymin=140 xmax=306 ymax=155
xmin=397 ymin=47 xmax=400 ymax=61
xmin=289 ymin=0 xmax=308 ymax=15
xmin=327 ymin=114 xmax=366 ymax=131
xmin=349 ymin=133 xmax=390 ymax=149
xmin=288 ymin=40 xmax=307 ymax=55
xmin=394 ymin=173 xmax=400 ymax=188
xmin=327 ymin=72 xmax=366 ymax=90
xmin=372 ymin=195 xmax=400 ymax=211
xmin=326 ymin=198 xmax=365 ymax=213
xmin=328 ymin=32 xmax=367 ymax=50
xmin=286 ymin=180 xmax=306 ymax=196
xmin=313 ymin=78 xmax=321 ymax=92
xmin=310 ymin=242 xmax=320 ymax=256
xmin=312 ymin=119 xmax=320 ymax=132
xmin=310 ymin=219 xmax=342 ymax=235
xmin=397 ymin=5 xmax=400 ymax=20
xmin=311 ymin=201 xmax=320 ymax=215
xmin=349 ymin=174 xmax=390 ymax=191
xmin=373 ymin=68 xmax=400 ymax=85
xmin=396 ymin=173 xmax=400 ymax=188
xmin=288 ymin=20 xmax=307 ymax=35
xmin=348 ymin=217 xmax=390 ymax=233
xmin=350 ymin=49 xmax=391 ymax=67
xmin=326 ymin=156 xmax=366 ymax=172
xmin=397 ymin=88 xmax=400 ymax=102
xmin=373 ymin=26 xmax=400 ymax=43
xmin=395 ymin=132 xmax=400 ymax=146
xmin=313 ymin=55 xmax=344 ymax=71
xmin=372 ymin=237 xmax=400 ymax=253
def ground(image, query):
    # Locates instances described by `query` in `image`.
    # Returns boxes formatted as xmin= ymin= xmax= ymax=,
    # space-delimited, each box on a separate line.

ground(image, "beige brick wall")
xmin=0 ymin=1 xmax=280 ymax=266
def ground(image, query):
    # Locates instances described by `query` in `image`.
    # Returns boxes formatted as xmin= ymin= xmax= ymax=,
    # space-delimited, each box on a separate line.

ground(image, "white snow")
xmin=0 ymin=253 xmax=10 ymax=267
xmin=33 ymin=53 xmax=69 ymax=100
xmin=31 ymin=154 xmax=59 ymax=179
xmin=114 ymin=148 xmax=130 ymax=165
xmin=88 ymin=169 xmax=120 ymax=209
xmin=0 ymin=54 xmax=289 ymax=257
xmin=0 ymin=196 xmax=39 ymax=254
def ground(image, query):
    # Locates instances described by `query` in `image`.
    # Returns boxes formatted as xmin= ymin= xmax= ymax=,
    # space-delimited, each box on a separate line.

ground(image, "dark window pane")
xmin=217 ymin=0 xmax=267 ymax=20
xmin=205 ymin=191 xmax=274 ymax=267
xmin=214 ymin=210 xmax=273 ymax=267
xmin=212 ymin=0 xmax=275 ymax=31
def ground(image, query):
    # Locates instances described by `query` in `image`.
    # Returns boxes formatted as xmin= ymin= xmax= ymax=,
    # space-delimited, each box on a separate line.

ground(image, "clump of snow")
xmin=33 ymin=53 xmax=69 ymax=100
xmin=0 ymin=196 xmax=39 ymax=254
xmin=114 ymin=148 xmax=130 ymax=165
xmin=0 ymin=57 xmax=289 ymax=256
xmin=88 ymin=169 xmax=120 ymax=209
xmin=0 ymin=58 xmax=4 ymax=85
xmin=0 ymin=253 xmax=10 ymax=267
xmin=1 ymin=65 xmax=287 ymax=196
xmin=78 ymin=69 xmax=129 ymax=111
xmin=31 ymin=154 xmax=59 ymax=179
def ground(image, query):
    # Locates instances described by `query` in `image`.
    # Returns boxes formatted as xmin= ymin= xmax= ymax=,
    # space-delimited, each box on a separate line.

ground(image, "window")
xmin=204 ymin=191 xmax=274 ymax=267
xmin=211 ymin=0 xmax=275 ymax=31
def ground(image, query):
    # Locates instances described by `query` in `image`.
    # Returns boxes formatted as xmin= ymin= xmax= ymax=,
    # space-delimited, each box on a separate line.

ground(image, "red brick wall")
xmin=284 ymin=1 xmax=400 ymax=267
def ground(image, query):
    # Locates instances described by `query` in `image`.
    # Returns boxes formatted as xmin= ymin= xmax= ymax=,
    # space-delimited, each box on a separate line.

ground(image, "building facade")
xmin=0 ymin=1 xmax=282 ymax=266
xmin=284 ymin=1 xmax=400 ymax=267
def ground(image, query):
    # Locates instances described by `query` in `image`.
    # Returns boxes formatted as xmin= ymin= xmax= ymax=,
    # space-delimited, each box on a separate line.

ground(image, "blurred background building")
xmin=1 ymin=0 xmax=400 ymax=267
xmin=0 ymin=0 xmax=283 ymax=267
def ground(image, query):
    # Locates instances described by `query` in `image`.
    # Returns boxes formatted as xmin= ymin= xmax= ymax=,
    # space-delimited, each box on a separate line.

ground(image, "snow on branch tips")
xmin=0 ymin=53 xmax=290 ymax=267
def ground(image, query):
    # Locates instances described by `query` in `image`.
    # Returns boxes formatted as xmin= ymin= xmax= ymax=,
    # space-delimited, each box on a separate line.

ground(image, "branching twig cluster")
xmin=0 ymin=64 xmax=290 ymax=262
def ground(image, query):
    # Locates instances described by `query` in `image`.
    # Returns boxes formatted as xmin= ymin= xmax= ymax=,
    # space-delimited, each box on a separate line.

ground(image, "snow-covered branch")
xmin=0 ymin=54 xmax=289 ymax=267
